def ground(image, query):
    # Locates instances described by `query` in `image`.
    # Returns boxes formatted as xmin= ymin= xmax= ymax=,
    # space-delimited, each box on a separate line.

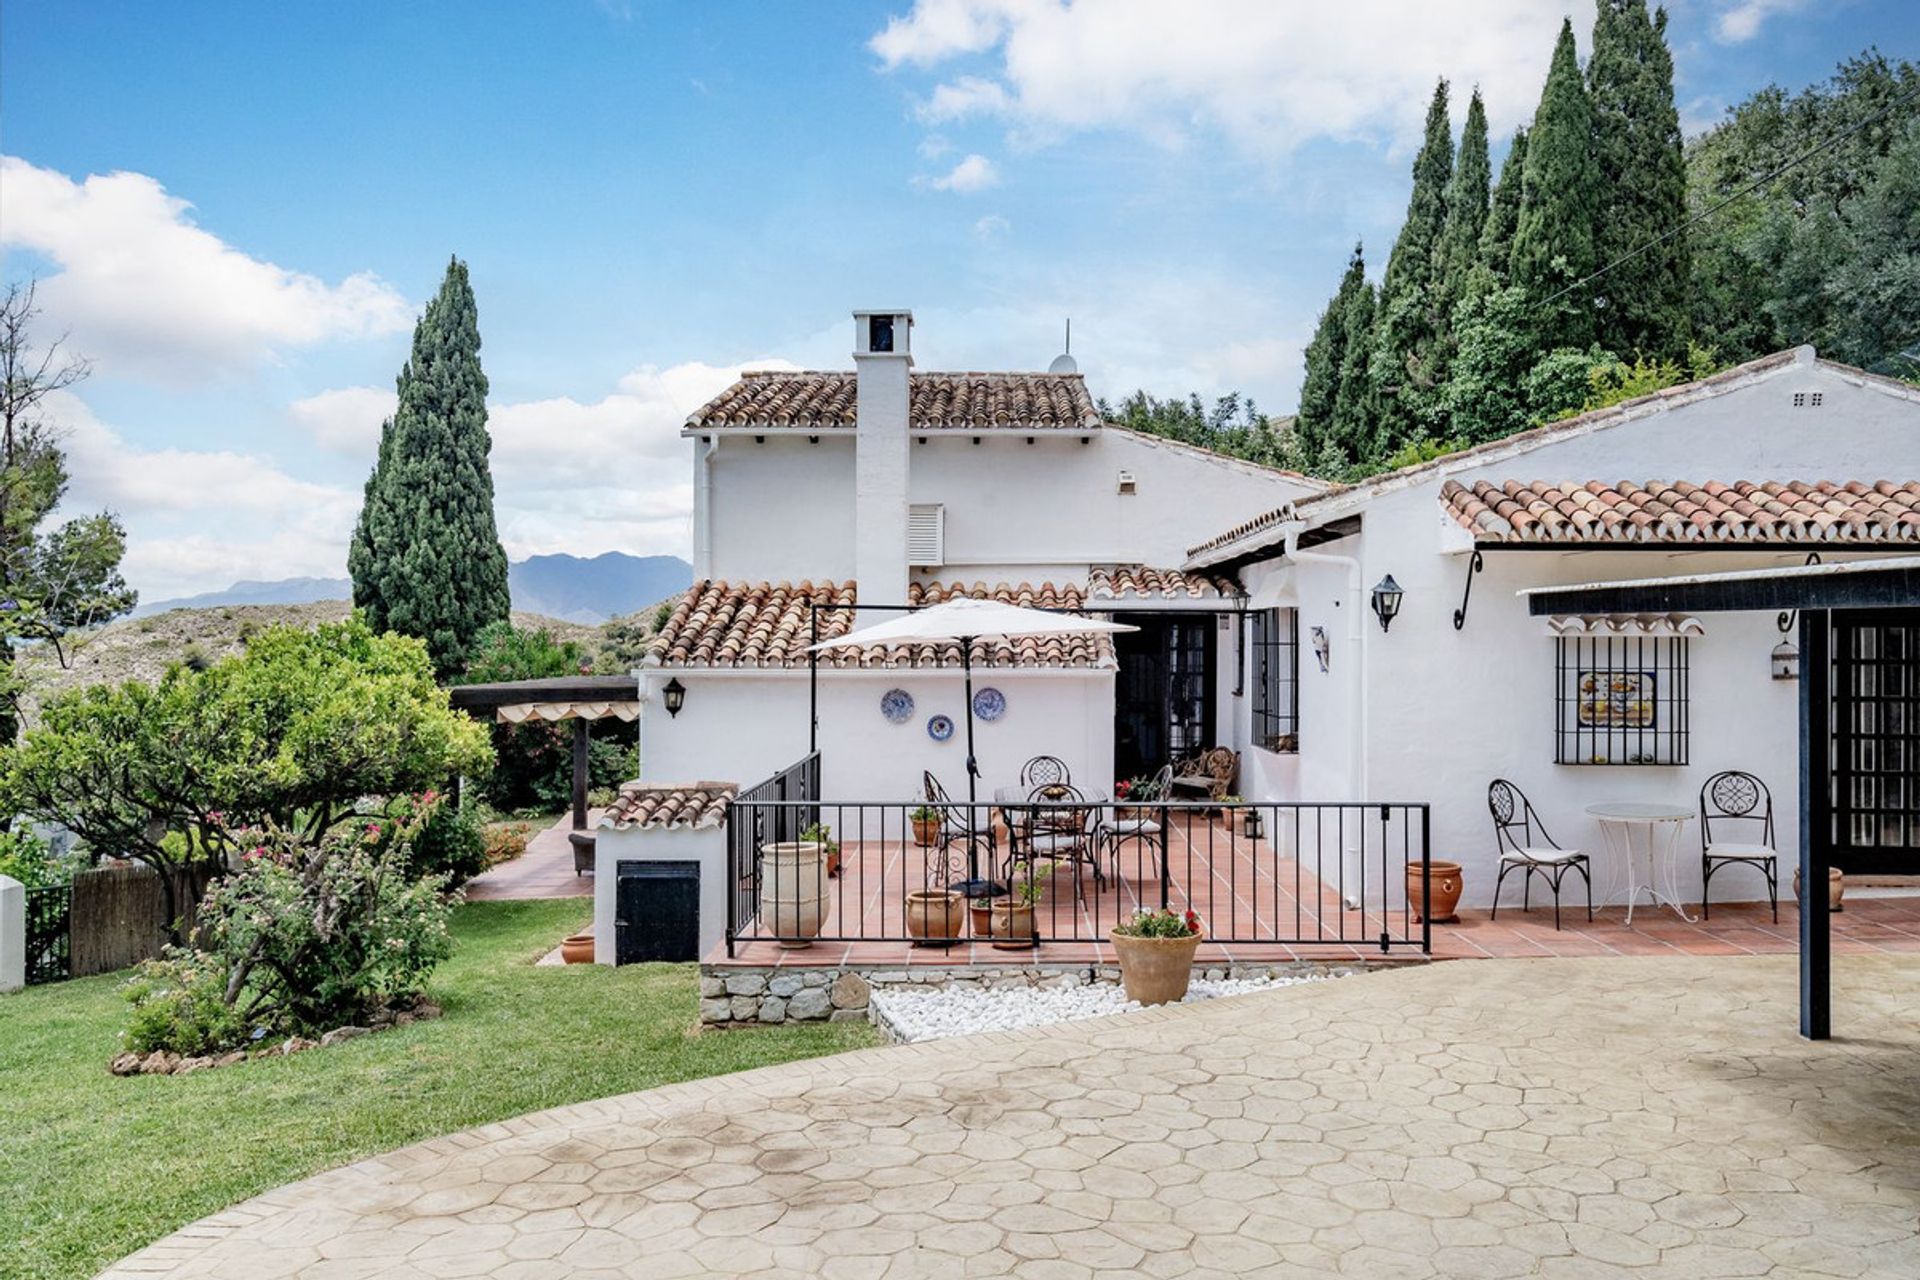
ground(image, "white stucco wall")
xmin=638 ymin=668 xmax=1116 ymax=803
xmin=593 ymin=824 xmax=729 ymax=965
xmin=1225 ymin=356 xmax=1920 ymax=908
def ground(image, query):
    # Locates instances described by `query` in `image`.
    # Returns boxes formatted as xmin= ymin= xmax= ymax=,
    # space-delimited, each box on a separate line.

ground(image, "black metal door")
xmin=1828 ymin=610 xmax=1920 ymax=875
xmin=1114 ymin=615 xmax=1216 ymax=779
xmin=614 ymin=861 xmax=701 ymax=963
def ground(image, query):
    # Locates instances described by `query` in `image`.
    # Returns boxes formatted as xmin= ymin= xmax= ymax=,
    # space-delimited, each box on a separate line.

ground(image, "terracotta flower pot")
xmin=1794 ymin=865 xmax=1845 ymax=913
xmin=911 ymin=817 xmax=941 ymax=848
xmin=990 ymin=901 xmax=1037 ymax=950
xmin=969 ymin=898 xmax=1001 ymax=939
xmin=1408 ymin=860 xmax=1464 ymax=924
xmin=1110 ymin=930 xmax=1203 ymax=1005
xmin=560 ymin=932 xmax=595 ymax=965
xmin=906 ymin=888 xmax=965 ymax=945
xmin=762 ymin=841 xmax=832 ymax=948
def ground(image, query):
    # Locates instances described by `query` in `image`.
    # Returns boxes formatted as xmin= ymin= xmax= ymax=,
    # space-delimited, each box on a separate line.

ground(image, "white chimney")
xmin=853 ymin=310 xmax=912 ymax=612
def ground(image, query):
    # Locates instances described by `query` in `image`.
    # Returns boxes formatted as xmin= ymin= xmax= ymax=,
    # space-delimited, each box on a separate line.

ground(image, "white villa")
xmin=601 ymin=309 xmax=1920 ymax=974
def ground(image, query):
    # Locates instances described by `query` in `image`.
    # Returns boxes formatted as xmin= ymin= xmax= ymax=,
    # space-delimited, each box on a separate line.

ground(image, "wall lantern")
xmin=1771 ymin=638 xmax=1800 ymax=681
xmin=1370 ymin=575 xmax=1405 ymax=633
xmin=661 ymin=677 xmax=687 ymax=718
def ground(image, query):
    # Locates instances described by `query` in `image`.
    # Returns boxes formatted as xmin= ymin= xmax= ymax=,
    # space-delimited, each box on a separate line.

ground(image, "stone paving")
xmin=104 ymin=955 xmax=1920 ymax=1279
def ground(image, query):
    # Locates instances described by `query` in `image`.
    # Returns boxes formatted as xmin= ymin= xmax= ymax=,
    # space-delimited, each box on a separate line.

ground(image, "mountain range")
xmin=134 ymin=552 xmax=693 ymax=625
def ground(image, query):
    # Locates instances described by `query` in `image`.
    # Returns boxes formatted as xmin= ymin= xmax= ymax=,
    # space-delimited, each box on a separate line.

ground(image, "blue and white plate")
xmin=927 ymin=714 xmax=955 ymax=742
xmin=972 ymin=686 xmax=1007 ymax=722
xmin=880 ymin=688 xmax=915 ymax=724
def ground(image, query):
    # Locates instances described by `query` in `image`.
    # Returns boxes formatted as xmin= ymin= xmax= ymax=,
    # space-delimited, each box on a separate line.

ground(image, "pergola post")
xmin=572 ymin=717 xmax=591 ymax=832
xmin=1799 ymin=608 xmax=1831 ymax=1041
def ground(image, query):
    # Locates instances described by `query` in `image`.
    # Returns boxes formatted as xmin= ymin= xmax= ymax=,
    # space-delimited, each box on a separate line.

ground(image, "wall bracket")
xmin=1452 ymin=550 xmax=1484 ymax=631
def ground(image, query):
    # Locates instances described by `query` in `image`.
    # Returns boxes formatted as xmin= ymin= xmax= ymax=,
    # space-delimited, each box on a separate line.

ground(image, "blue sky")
xmin=3 ymin=0 xmax=1914 ymax=600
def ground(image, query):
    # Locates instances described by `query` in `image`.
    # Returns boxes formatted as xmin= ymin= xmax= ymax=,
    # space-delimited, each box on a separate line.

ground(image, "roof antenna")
xmin=1048 ymin=318 xmax=1078 ymax=375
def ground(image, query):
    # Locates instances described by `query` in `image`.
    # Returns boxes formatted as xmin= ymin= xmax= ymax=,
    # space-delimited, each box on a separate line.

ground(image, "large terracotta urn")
xmin=762 ymin=841 xmax=832 ymax=948
xmin=1408 ymin=860 xmax=1465 ymax=924
xmin=1110 ymin=930 xmax=1203 ymax=1005
xmin=990 ymin=901 xmax=1037 ymax=950
xmin=905 ymin=889 xmax=964 ymax=945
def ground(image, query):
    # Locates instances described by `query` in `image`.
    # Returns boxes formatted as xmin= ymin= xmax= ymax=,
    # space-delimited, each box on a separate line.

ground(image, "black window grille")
xmin=1250 ymin=608 xmax=1299 ymax=753
xmin=1554 ymin=635 xmax=1689 ymax=766
xmin=1831 ymin=614 xmax=1919 ymax=857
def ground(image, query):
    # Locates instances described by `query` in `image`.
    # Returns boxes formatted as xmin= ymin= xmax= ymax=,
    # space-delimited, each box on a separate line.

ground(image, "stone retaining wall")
xmin=698 ymin=960 xmax=1393 ymax=1027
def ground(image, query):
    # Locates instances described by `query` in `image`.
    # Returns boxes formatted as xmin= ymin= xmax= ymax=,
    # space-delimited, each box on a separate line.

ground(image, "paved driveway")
xmin=105 ymin=956 xmax=1920 ymax=1279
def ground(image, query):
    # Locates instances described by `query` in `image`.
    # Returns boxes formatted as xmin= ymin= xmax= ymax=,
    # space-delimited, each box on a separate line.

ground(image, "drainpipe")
xmin=1283 ymin=530 xmax=1367 ymax=907
xmin=693 ymin=435 xmax=720 ymax=578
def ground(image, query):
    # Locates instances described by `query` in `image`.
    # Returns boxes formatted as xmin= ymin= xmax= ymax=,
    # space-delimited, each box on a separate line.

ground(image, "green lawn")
xmin=0 ymin=899 xmax=877 ymax=1280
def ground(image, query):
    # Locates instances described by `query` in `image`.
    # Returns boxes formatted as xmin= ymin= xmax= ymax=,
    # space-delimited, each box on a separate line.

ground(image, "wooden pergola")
xmin=446 ymin=676 xmax=641 ymax=832
xmin=1526 ymin=557 xmax=1920 ymax=1040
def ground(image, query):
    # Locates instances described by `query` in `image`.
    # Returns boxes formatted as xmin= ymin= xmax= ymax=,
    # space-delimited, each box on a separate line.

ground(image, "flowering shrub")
xmin=121 ymin=797 xmax=457 ymax=1053
xmin=1114 ymin=908 xmax=1203 ymax=939
xmin=395 ymin=791 xmax=489 ymax=884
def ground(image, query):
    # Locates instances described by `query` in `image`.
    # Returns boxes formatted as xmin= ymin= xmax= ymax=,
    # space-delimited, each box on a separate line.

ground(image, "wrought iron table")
xmin=1586 ymin=801 xmax=1695 ymax=924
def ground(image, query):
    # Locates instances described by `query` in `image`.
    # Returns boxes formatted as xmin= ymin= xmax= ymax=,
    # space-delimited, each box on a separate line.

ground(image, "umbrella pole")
xmin=955 ymin=636 xmax=1003 ymax=899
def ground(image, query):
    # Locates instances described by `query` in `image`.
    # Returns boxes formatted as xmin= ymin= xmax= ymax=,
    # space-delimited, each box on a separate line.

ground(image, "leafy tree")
xmin=349 ymin=258 xmax=511 ymax=676
xmin=1439 ymin=282 xmax=1539 ymax=443
xmin=1512 ymin=20 xmax=1599 ymax=352
xmin=1328 ymin=276 xmax=1379 ymax=466
xmin=1295 ymin=243 xmax=1367 ymax=454
xmin=0 ymin=281 xmax=137 ymax=742
xmin=1478 ymin=128 xmax=1529 ymax=279
xmin=1589 ymin=0 xmax=1689 ymax=357
xmin=1367 ymin=80 xmax=1455 ymax=453
xmin=2 ymin=617 xmax=492 ymax=934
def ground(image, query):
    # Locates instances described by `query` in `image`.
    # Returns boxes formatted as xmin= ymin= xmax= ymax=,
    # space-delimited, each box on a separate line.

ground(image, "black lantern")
xmin=661 ymin=677 xmax=687 ymax=718
xmin=1370 ymin=575 xmax=1404 ymax=632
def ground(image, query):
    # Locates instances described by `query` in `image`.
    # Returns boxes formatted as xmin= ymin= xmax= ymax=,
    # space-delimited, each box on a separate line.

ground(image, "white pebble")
xmin=870 ymin=974 xmax=1332 ymax=1043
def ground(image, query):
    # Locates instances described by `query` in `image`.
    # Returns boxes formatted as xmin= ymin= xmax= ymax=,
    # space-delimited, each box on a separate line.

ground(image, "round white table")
xmin=1586 ymin=802 xmax=1694 ymax=923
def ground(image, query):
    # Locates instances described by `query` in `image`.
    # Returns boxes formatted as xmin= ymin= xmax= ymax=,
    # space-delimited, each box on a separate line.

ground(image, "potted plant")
xmin=1407 ymin=859 xmax=1464 ymax=923
xmin=909 ymin=804 xmax=942 ymax=848
xmin=1110 ymin=908 xmax=1204 ymax=1005
xmin=905 ymin=887 xmax=964 ymax=945
xmin=799 ymin=821 xmax=840 ymax=878
xmin=969 ymin=894 xmax=1002 ymax=939
xmin=1114 ymin=774 xmax=1162 ymax=819
xmin=991 ymin=860 xmax=1053 ymax=950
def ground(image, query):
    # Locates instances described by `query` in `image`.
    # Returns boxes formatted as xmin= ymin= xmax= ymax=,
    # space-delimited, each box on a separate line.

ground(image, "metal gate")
xmin=23 ymin=883 xmax=71 ymax=985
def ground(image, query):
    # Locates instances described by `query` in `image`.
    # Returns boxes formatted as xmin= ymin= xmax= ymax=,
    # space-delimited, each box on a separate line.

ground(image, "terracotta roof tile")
xmin=599 ymin=781 xmax=738 ymax=831
xmin=686 ymin=371 xmax=1101 ymax=431
xmin=646 ymin=579 xmax=1115 ymax=669
xmin=1088 ymin=565 xmax=1242 ymax=599
xmin=1441 ymin=480 xmax=1920 ymax=544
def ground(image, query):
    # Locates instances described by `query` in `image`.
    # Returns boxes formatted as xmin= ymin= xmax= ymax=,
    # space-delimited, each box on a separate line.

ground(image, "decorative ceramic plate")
xmin=972 ymin=686 xmax=1007 ymax=722
xmin=927 ymin=714 xmax=955 ymax=742
xmin=880 ymin=688 xmax=915 ymax=724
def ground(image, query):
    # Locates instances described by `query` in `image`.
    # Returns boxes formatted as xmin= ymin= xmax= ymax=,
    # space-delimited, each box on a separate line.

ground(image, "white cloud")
xmin=872 ymin=0 xmax=1596 ymax=153
xmin=920 ymin=153 xmax=1001 ymax=193
xmin=973 ymin=214 xmax=1013 ymax=239
xmin=288 ymin=385 xmax=396 ymax=454
xmin=1713 ymin=0 xmax=1808 ymax=43
xmin=0 ymin=156 xmax=411 ymax=381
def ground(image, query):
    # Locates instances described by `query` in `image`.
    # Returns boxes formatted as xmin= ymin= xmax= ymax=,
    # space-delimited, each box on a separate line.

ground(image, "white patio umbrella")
xmin=811 ymin=598 xmax=1136 ymax=894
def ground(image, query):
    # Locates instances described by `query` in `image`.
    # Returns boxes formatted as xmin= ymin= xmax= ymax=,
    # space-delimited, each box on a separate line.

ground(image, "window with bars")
xmin=1831 ymin=615 xmax=1919 ymax=857
xmin=1249 ymin=608 xmax=1299 ymax=753
xmin=1554 ymin=635 xmax=1690 ymax=765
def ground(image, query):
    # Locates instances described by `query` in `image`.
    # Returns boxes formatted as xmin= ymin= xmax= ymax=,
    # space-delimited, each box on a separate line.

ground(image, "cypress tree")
xmin=1329 ymin=278 xmax=1377 ymax=467
xmin=1511 ymin=20 xmax=1599 ymax=351
xmin=1295 ymin=243 xmax=1367 ymax=460
xmin=1367 ymin=80 xmax=1455 ymax=456
xmin=1434 ymin=89 xmax=1492 ymax=315
xmin=1478 ymin=128 xmax=1528 ymax=278
xmin=349 ymin=257 xmax=512 ymax=676
xmin=1588 ymin=0 xmax=1689 ymax=357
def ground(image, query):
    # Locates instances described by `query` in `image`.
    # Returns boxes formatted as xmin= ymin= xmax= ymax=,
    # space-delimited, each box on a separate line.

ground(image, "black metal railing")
xmin=23 ymin=882 xmax=72 ymax=985
xmin=725 ymin=795 xmax=1430 ymax=954
xmin=726 ymin=753 xmax=821 ymax=952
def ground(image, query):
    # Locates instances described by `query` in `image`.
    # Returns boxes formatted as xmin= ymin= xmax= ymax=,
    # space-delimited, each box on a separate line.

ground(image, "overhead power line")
xmin=1538 ymin=79 xmax=1920 ymax=312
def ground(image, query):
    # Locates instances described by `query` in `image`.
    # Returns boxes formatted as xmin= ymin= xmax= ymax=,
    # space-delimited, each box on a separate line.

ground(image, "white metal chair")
xmin=1700 ymin=770 xmax=1779 ymax=922
xmin=1489 ymin=778 xmax=1592 ymax=930
xmin=1096 ymin=763 xmax=1172 ymax=880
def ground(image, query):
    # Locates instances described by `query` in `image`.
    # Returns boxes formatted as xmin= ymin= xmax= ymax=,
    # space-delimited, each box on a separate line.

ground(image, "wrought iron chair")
xmin=1700 ymin=770 xmax=1779 ymax=922
xmin=1489 ymin=778 xmax=1592 ymax=930
xmin=1012 ymin=782 xmax=1102 ymax=898
xmin=1096 ymin=763 xmax=1172 ymax=880
xmin=1020 ymin=755 xmax=1071 ymax=789
xmin=922 ymin=770 xmax=993 ymax=886
xmin=1169 ymin=747 xmax=1238 ymax=803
